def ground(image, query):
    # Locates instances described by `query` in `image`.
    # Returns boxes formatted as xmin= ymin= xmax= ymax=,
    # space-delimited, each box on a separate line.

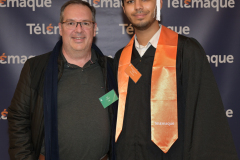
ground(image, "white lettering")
xmin=206 ymin=54 xmax=234 ymax=67
xmin=228 ymin=0 xmax=235 ymax=8
xmin=0 ymin=55 xmax=35 ymax=64
xmin=27 ymin=0 xmax=35 ymax=11
xmin=26 ymin=23 xmax=59 ymax=35
xmin=155 ymin=122 xmax=175 ymax=126
xmin=28 ymin=55 xmax=35 ymax=59
xmin=0 ymin=60 xmax=7 ymax=64
xmin=83 ymin=0 xmax=121 ymax=8
xmin=227 ymin=55 xmax=234 ymax=63
xmin=167 ymin=0 xmax=235 ymax=11
xmin=113 ymin=0 xmax=120 ymax=7
xmin=26 ymin=23 xmax=35 ymax=34
xmin=8 ymin=55 xmax=20 ymax=64
xmin=20 ymin=55 xmax=28 ymax=64
xmin=7 ymin=0 xmax=19 ymax=7
xmin=204 ymin=0 xmax=211 ymax=8
xmin=119 ymin=24 xmax=135 ymax=35
xmin=34 ymin=23 xmax=41 ymax=35
xmin=36 ymin=0 xmax=43 ymax=7
xmin=119 ymin=23 xmax=128 ymax=34
xmin=20 ymin=0 xmax=26 ymax=7
xmin=126 ymin=24 xmax=134 ymax=35
xmin=211 ymin=0 xmax=220 ymax=12
xmin=101 ymin=0 xmax=112 ymax=7
xmin=226 ymin=109 xmax=233 ymax=117
xmin=192 ymin=0 xmax=203 ymax=8
xmin=0 ymin=0 xmax=52 ymax=11
xmin=211 ymin=55 xmax=218 ymax=67
xmin=44 ymin=0 xmax=51 ymax=7
xmin=167 ymin=26 xmax=190 ymax=35
xmin=172 ymin=0 xmax=179 ymax=8
xmin=0 ymin=115 xmax=7 ymax=120
xmin=220 ymin=0 xmax=227 ymax=8
xmin=42 ymin=23 xmax=46 ymax=34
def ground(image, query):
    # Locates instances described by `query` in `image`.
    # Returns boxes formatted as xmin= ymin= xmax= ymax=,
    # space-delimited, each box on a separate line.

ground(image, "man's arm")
xmin=8 ymin=60 xmax=36 ymax=160
xmin=181 ymin=38 xmax=238 ymax=160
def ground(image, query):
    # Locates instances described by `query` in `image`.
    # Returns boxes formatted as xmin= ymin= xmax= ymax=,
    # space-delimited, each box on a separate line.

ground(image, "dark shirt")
xmin=116 ymin=45 xmax=164 ymax=160
xmin=41 ymin=49 xmax=110 ymax=159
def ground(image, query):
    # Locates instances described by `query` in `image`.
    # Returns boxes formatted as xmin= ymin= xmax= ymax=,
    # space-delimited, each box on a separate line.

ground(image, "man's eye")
xmin=82 ymin=22 xmax=90 ymax=26
xmin=67 ymin=22 xmax=75 ymax=26
xmin=127 ymin=0 xmax=134 ymax=3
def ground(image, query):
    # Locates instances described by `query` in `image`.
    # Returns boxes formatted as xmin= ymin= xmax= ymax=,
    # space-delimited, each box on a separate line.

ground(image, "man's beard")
xmin=130 ymin=9 xmax=156 ymax=31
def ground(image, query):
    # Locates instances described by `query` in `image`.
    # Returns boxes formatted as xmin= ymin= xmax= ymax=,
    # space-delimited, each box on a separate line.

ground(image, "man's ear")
xmin=93 ymin=23 xmax=97 ymax=37
xmin=123 ymin=6 xmax=126 ymax=14
xmin=59 ymin=23 xmax=62 ymax=36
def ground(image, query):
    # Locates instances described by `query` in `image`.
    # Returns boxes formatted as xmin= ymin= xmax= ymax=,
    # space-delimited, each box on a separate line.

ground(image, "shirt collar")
xmin=135 ymin=24 xmax=162 ymax=49
xmin=61 ymin=48 xmax=98 ymax=68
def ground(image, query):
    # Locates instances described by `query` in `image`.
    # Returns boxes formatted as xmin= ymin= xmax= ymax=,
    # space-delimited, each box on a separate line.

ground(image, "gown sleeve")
xmin=180 ymin=37 xmax=238 ymax=160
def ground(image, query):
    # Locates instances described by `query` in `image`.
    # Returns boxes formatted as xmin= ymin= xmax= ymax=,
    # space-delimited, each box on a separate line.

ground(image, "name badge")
xmin=99 ymin=89 xmax=118 ymax=108
xmin=125 ymin=63 xmax=141 ymax=83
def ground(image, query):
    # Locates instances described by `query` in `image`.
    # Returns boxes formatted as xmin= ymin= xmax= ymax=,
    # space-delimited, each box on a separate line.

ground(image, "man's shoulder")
xmin=26 ymin=51 xmax=52 ymax=74
xmin=114 ymin=47 xmax=124 ymax=61
xmin=178 ymin=34 xmax=203 ymax=49
xmin=28 ymin=51 xmax=53 ymax=66
xmin=28 ymin=51 xmax=52 ymax=64
xmin=178 ymin=34 xmax=206 ymax=61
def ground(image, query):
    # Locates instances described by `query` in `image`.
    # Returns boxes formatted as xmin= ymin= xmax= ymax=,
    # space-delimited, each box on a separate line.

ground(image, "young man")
xmin=8 ymin=0 xmax=116 ymax=160
xmin=113 ymin=0 xmax=238 ymax=159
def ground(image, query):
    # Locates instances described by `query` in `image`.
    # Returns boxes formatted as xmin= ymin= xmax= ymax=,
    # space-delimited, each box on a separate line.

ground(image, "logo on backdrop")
xmin=184 ymin=0 xmax=191 ymax=5
xmin=206 ymin=54 xmax=234 ymax=67
xmin=0 ymin=0 xmax=52 ymax=11
xmin=119 ymin=24 xmax=191 ymax=35
xmin=83 ymin=0 xmax=121 ymax=8
xmin=0 ymin=53 xmax=35 ymax=64
xmin=167 ymin=0 xmax=235 ymax=12
xmin=26 ymin=23 xmax=59 ymax=35
xmin=0 ymin=53 xmax=7 ymax=61
xmin=26 ymin=23 xmax=99 ymax=35
xmin=0 ymin=109 xmax=8 ymax=120
xmin=0 ymin=0 xmax=6 ymax=4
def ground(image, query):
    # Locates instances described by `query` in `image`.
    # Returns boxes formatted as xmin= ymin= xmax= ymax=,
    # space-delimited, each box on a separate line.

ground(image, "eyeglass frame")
xmin=61 ymin=21 xmax=95 ymax=30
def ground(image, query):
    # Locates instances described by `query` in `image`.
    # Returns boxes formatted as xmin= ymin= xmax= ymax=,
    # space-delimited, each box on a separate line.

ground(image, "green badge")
xmin=99 ymin=89 xmax=118 ymax=108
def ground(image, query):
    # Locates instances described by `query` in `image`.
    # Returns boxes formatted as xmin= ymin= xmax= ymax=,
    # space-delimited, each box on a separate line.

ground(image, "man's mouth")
xmin=73 ymin=37 xmax=84 ymax=39
xmin=134 ymin=14 xmax=146 ymax=19
xmin=132 ymin=10 xmax=148 ymax=19
xmin=72 ymin=37 xmax=85 ymax=42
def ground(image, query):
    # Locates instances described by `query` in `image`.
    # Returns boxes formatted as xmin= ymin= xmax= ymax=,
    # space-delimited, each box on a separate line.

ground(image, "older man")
xmin=8 ymin=0 xmax=116 ymax=160
xmin=113 ymin=0 xmax=238 ymax=159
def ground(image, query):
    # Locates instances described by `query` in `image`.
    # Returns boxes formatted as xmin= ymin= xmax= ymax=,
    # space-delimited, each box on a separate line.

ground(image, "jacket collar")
xmin=53 ymin=39 xmax=106 ymax=80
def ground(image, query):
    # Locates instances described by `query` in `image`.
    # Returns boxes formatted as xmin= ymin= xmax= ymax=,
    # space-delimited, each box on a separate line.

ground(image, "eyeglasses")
xmin=61 ymin=21 xmax=95 ymax=30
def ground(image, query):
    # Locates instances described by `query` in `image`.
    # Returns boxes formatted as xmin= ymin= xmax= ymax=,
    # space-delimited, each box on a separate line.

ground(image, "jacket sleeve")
xmin=8 ymin=60 xmax=36 ymax=160
xmin=181 ymin=38 xmax=238 ymax=160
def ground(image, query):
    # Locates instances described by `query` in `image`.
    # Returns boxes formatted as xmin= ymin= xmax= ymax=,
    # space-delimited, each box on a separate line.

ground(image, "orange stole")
xmin=115 ymin=26 xmax=178 ymax=153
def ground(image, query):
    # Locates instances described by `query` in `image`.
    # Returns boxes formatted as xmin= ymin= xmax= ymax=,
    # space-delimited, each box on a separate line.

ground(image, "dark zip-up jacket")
xmin=8 ymin=41 xmax=117 ymax=160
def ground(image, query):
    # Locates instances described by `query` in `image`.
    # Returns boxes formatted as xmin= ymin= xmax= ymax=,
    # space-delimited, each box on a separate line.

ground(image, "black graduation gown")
xmin=113 ymin=35 xmax=238 ymax=160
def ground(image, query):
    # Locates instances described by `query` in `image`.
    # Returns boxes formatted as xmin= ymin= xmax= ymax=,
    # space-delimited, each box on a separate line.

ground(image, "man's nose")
xmin=75 ymin=22 xmax=83 ymax=32
xmin=135 ymin=0 xmax=143 ymax=10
